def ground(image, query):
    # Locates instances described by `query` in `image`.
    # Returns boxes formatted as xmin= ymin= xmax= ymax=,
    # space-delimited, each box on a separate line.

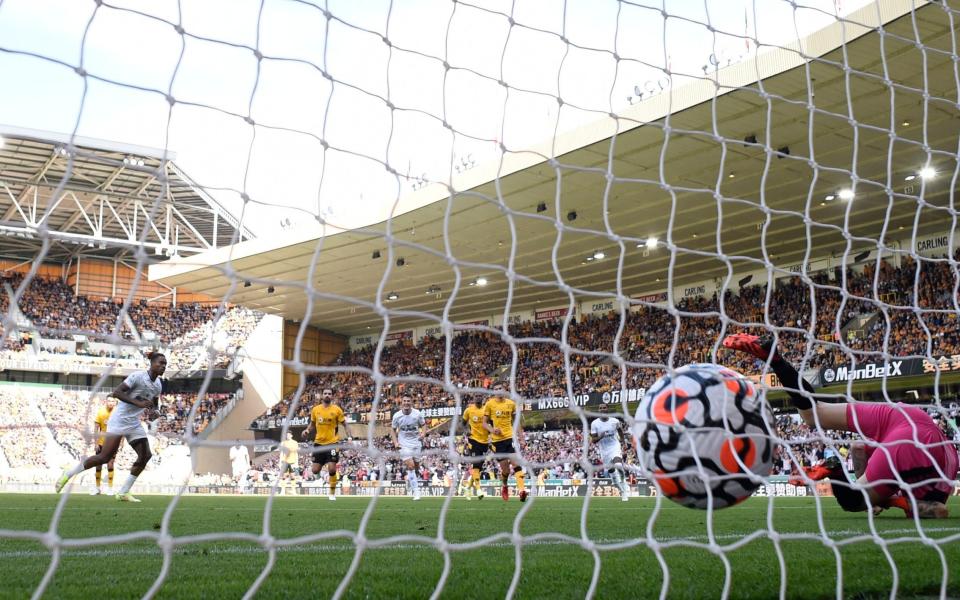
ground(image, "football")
xmin=634 ymin=363 xmax=775 ymax=509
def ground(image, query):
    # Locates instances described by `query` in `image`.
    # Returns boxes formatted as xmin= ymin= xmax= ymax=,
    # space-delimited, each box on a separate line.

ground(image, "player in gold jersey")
xmin=461 ymin=396 xmax=488 ymax=499
xmin=91 ymin=398 xmax=119 ymax=495
xmin=482 ymin=387 xmax=527 ymax=502
xmin=302 ymin=388 xmax=345 ymax=501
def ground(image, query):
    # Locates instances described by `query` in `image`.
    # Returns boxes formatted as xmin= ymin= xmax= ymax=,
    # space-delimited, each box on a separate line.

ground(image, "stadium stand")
xmin=260 ymin=256 xmax=960 ymax=424
xmin=0 ymin=385 xmax=236 ymax=483
xmin=0 ymin=272 xmax=263 ymax=373
xmin=4 ymin=255 xmax=960 ymax=489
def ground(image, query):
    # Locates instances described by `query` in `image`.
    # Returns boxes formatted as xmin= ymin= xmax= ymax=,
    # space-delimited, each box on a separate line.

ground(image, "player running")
xmin=724 ymin=333 xmax=958 ymax=518
xmin=483 ymin=386 xmax=528 ymax=502
xmin=391 ymin=395 xmax=426 ymax=501
xmin=461 ymin=395 xmax=488 ymax=499
xmin=91 ymin=397 xmax=119 ymax=495
xmin=302 ymin=388 xmax=345 ymax=501
xmin=590 ymin=403 xmax=631 ymax=501
xmin=278 ymin=432 xmax=300 ymax=495
xmin=57 ymin=352 xmax=166 ymax=502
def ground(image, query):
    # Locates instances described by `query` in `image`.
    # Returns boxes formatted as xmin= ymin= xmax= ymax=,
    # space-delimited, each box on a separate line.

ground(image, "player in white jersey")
xmin=56 ymin=352 xmax=167 ymax=502
xmin=391 ymin=395 xmax=425 ymax=501
xmin=230 ymin=443 xmax=251 ymax=493
xmin=590 ymin=403 xmax=630 ymax=501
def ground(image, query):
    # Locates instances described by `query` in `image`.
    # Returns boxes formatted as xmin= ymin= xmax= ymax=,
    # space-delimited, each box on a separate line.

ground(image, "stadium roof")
xmin=151 ymin=0 xmax=959 ymax=336
xmin=0 ymin=126 xmax=252 ymax=262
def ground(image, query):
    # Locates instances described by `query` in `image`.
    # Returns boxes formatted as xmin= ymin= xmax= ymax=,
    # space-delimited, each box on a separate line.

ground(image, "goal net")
xmin=1 ymin=0 xmax=959 ymax=597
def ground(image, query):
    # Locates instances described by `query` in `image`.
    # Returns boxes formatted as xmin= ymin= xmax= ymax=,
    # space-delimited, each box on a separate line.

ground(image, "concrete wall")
xmin=192 ymin=314 xmax=284 ymax=474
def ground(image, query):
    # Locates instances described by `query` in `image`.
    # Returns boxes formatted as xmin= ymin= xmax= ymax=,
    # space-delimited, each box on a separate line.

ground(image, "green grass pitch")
xmin=1 ymin=493 xmax=959 ymax=599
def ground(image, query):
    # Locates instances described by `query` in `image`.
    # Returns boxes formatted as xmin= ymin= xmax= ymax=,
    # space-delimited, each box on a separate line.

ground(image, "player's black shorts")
xmin=467 ymin=438 xmax=490 ymax=457
xmin=490 ymin=439 xmax=516 ymax=456
xmin=921 ymin=487 xmax=950 ymax=505
xmin=311 ymin=446 xmax=339 ymax=465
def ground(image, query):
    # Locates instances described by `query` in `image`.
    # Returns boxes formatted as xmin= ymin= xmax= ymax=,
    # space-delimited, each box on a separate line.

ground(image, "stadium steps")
xmin=190 ymin=315 xmax=284 ymax=475
xmin=195 ymin=395 xmax=240 ymax=440
xmin=839 ymin=311 xmax=880 ymax=342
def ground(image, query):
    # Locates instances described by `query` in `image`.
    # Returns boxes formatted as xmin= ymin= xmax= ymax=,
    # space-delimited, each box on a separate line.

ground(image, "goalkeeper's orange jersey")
xmin=94 ymin=406 xmax=112 ymax=445
xmin=310 ymin=403 xmax=345 ymax=445
xmin=462 ymin=405 xmax=488 ymax=443
xmin=484 ymin=397 xmax=518 ymax=442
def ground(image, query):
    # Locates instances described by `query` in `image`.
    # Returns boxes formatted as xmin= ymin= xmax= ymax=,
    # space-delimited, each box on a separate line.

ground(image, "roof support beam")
xmin=169 ymin=204 xmax=213 ymax=249
xmin=2 ymin=183 xmax=34 ymax=225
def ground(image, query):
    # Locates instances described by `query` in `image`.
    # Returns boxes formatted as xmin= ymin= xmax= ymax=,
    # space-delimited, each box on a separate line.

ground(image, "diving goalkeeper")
xmin=724 ymin=334 xmax=957 ymax=519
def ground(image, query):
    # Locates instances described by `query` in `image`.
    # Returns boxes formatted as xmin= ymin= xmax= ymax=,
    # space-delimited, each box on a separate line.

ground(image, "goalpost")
xmin=1 ymin=0 xmax=959 ymax=597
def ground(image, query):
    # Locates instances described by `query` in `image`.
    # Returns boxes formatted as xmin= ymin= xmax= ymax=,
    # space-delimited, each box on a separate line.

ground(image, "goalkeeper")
xmin=724 ymin=334 xmax=957 ymax=519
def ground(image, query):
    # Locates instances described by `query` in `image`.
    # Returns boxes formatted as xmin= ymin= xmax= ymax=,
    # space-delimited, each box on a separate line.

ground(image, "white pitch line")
xmin=1 ymin=527 xmax=958 ymax=559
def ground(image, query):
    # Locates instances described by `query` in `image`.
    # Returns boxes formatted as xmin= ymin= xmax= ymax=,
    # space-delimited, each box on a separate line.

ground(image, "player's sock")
xmin=722 ymin=334 xmax=817 ymax=410
xmin=328 ymin=473 xmax=338 ymax=495
xmin=886 ymin=495 xmax=912 ymax=515
xmin=767 ymin=357 xmax=818 ymax=411
xmin=612 ymin=469 xmax=628 ymax=493
xmin=66 ymin=462 xmax=85 ymax=478
xmin=108 ymin=470 xmax=115 ymax=487
xmin=95 ymin=470 xmax=102 ymax=488
xmin=824 ymin=462 xmax=867 ymax=512
xmin=515 ymin=470 xmax=525 ymax=492
xmin=119 ymin=474 xmax=138 ymax=495
xmin=408 ymin=470 xmax=420 ymax=496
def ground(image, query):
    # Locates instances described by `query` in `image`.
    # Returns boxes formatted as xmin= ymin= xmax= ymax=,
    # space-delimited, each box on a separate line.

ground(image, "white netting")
xmin=1 ymin=0 xmax=959 ymax=597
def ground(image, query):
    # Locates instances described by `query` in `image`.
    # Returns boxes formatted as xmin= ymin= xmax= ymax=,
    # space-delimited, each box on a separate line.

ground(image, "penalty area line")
xmin=1 ymin=527 xmax=958 ymax=559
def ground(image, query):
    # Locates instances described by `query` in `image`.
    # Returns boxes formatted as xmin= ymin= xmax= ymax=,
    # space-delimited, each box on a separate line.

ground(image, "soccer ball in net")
xmin=634 ymin=363 xmax=775 ymax=509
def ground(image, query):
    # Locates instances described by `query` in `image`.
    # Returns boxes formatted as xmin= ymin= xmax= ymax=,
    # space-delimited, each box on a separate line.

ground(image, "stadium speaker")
xmin=536 ymin=202 xmax=547 ymax=213
xmin=372 ymin=250 xmax=381 ymax=259
xmin=396 ymin=257 xmax=405 ymax=267
xmin=743 ymin=134 xmax=757 ymax=145
xmin=566 ymin=210 xmax=577 ymax=222
xmin=267 ymin=286 xmax=275 ymax=294
xmin=777 ymin=145 xmax=790 ymax=158
xmin=854 ymin=250 xmax=871 ymax=263
xmin=738 ymin=274 xmax=753 ymax=287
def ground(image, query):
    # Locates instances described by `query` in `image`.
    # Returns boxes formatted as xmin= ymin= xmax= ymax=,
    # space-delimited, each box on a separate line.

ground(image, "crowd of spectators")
xmin=156 ymin=392 xmax=237 ymax=436
xmin=0 ymin=272 xmax=218 ymax=343
xmin=0 ymin=272 xmax=263 ymax=376
xmin=262 ymin=256 xmax=960 ymax=425
xmin=0 ymin=385 xmax=236 ymax=477
xmin=165 ymin=307 xmax=263 ymax=371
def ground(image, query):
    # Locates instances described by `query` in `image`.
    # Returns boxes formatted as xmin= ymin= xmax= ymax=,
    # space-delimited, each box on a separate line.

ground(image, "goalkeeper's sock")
xmin=515 ymin=470 xmax=525 ymax=492
xmin=108 ymin=469 xmax=115 ymax=487
xmin=825 ymin=465 xmax=867 ymax=512
xmin=723 ymin=334 xmax=818 ymax=411
xmin=328 ymin=473 xmax=338 ymax=495
xmin=95 ymin=470 xmax=102 ymax=488
xmin=408 ymin=470 xmax=420 ymax=495
xmin=886 ymin=495 xmax=911 ymax=516
xmin=768 ymin=355 xmax=818 ymax=411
